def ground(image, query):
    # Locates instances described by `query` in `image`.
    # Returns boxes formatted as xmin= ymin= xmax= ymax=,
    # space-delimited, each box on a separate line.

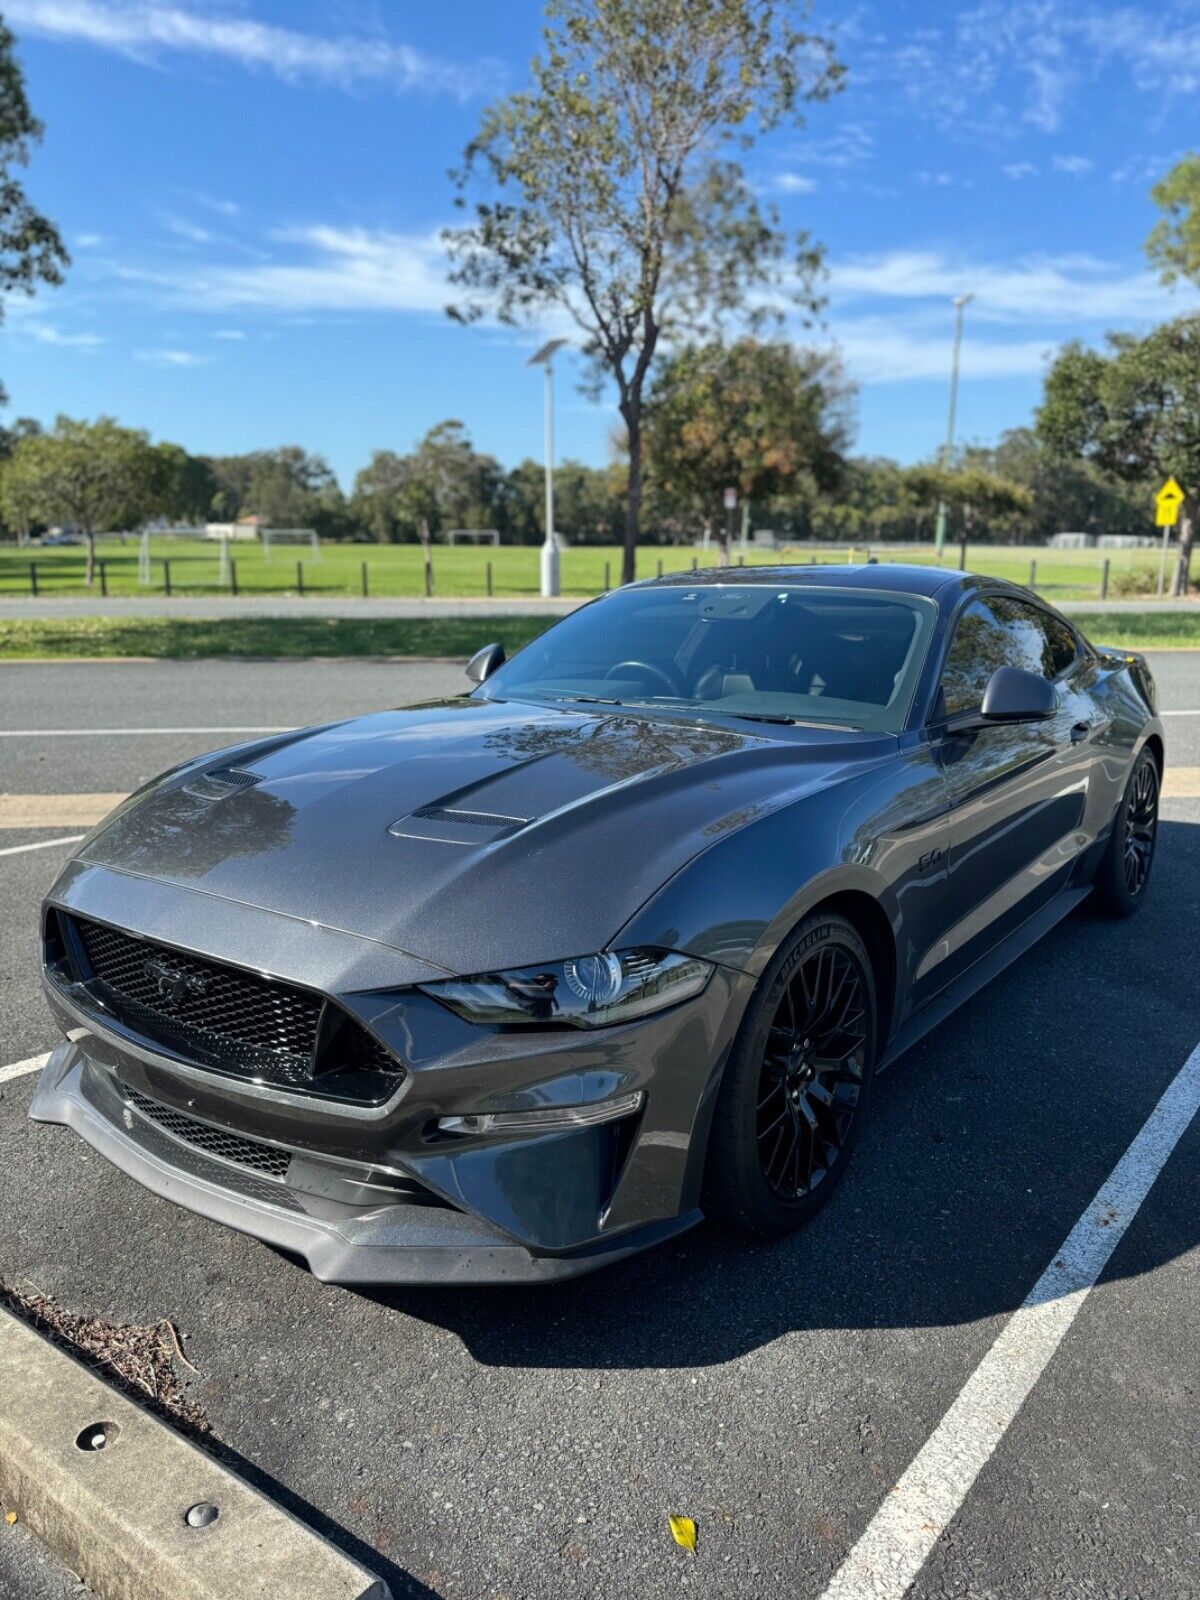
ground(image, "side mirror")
xmin=980 ymin=665 xmax=1056 ymax=723
xmin=466 ymin=642 xmax=506 ymax=685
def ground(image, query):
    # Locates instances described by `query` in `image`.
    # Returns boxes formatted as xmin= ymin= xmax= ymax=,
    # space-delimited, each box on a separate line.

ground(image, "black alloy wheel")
xmin=704 ymin=912 xmax=878 ymax=1235
xmin=756 ymin=944 xmax=868 ymax=1200
xmin=1123 ymin=756 xmax=1158 ymax=898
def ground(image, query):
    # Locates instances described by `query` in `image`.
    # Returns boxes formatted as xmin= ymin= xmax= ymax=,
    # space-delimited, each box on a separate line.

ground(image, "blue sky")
xmin=5 ymin=0 xmax=1200 ymax=487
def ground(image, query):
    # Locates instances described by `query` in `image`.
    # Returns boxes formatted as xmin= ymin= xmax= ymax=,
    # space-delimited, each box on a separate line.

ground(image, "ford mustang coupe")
xmin=33 ymin=566 xmax=1162 ymax=1283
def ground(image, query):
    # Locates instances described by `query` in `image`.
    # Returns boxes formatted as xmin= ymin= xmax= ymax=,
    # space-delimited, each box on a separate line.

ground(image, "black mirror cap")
xmin=980 ymin=664 xmax=1057 ymax=723
xmin=466 ymin=642 xmax=506 ymax=685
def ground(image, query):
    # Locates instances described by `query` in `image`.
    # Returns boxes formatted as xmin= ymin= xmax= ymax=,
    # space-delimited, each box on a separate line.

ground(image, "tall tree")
xmin=1146 ymin=153 xmax=1200 ymax=288
xmin=1037 ymin=319 xmax=1200 ymax=594
xmin=643 ymin=338 xmax=850 ymax=548
xmin=0 ymin=19 xmax=69 ymax=399
xmin=445 ymin=0 xmax=841 ymax=584
xmin=0 ymin=416 xmax=170 ymax=583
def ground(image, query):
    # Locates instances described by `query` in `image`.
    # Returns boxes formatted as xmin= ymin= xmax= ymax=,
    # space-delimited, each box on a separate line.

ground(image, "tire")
xmin=1090 ymin=748 xmax=1160 ymax=918
xmin=704 ymin=912 xmax=878 ymax=1236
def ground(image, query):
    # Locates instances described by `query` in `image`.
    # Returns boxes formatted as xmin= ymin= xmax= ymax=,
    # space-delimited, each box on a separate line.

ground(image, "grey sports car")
xmin=33 ymin=565 xmax=1162 ymax=1283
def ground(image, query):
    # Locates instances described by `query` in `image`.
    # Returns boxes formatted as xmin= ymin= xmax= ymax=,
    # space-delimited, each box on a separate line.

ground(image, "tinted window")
xmin=940 ymin=599 xmax=1021 ymax=715
xmin=479 ymin=585 xmax=937 ymax=732
xmin=941 ymin=597 xmax=1077 ymax=715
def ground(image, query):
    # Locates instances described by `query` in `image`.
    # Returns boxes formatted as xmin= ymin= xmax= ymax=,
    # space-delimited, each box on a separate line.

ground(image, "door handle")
xmin=1070 ymin=720 xmax=1091 ymax=743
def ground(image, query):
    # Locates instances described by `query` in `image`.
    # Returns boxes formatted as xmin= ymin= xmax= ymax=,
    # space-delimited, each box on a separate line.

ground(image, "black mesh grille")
xmin=59 ymin=914 xmax=404 ymax=1105
xmin=126 ymin=1089 xmax=291 ymax=1179
xmin=74 ymin=917 xmax=321 ymax=1060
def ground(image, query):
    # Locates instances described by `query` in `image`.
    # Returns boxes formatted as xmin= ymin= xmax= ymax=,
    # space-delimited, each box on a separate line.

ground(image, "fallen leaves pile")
xmin=0 ymin=1279 xmax=209 ymax=1436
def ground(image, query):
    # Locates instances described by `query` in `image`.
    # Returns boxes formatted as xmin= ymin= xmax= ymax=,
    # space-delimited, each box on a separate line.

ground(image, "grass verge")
xmin=0 ymin=613 xmax=555 ymax=660
xmin=1067 ymin=613 xmax=1200 ymax=650
xmin=0 ymin=610 xmax=1197 ymax=660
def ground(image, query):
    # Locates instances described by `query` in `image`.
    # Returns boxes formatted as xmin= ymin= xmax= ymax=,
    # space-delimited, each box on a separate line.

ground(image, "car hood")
xmin=77 ymin=697 xmax=892 ymax=976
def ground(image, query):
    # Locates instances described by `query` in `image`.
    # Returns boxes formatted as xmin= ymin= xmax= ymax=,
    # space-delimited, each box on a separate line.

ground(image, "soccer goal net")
xmin=261 ymin=527 xmax=320 ymax=564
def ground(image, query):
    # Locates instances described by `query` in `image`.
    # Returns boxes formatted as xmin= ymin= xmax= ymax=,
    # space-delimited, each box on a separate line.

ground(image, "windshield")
xmin=478 ymin=584 xmax=936 ymax=733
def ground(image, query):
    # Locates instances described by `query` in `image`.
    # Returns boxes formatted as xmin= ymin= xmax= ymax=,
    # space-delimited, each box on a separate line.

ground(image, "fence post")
xmin=738 ymin=555 xmax=745 ymax=567
xmin=1028 ymin=558 xmax=1037 ymax=589
xmin=657 ymin=558 xmax=663 ymax=579
xmin=361 ymin=560 xmax=369 ymax=598
xmin=296 ymin=559 xmax=304 ymax=597
xmin=163 ymin=558 xmax=172 ymax=597
xmin=486 ymin=560 xmax=493 ymax=598
xmin=1100 ymin=558 xmax=1110 ymax=601
xmin=98 ymin=560 xmax=108 ymax=598
xmin=230 ymin=558 xmax=239 ymax=596
xmin=424 ymin=555 xmax=433 ymax=598
xmin=29 ymin=561 xmax=37 ymax=597
xmin=692 ymin=556 xmax=698 ymax=572
xmin=958 ymin=538 xmax=967 ymax=570
xmin=603 ymin=561 xmax=611 ymax=592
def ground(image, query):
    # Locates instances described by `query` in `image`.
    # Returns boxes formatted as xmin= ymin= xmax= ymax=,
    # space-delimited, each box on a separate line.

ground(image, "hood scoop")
xmin=389 ymin=805 xmax=530 ymax=847
xmin=182 ymin=765 xmax=264 ymax=801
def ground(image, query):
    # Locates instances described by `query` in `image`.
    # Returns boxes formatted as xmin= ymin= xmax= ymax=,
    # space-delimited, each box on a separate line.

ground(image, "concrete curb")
xmin=0 ymin=1307 xmax=390 ymax=1599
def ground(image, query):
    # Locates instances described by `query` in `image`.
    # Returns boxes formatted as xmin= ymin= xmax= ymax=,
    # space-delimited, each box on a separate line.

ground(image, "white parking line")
xmin=1162 ymin=709 xmax=1200 ymax=717
xmin=0 ymin=835 xmax=84 ymax=858
xmin=820 ymin=1039 xmax=1200 ymax=1600
xmin=0 ymin=1054 xmax=49 ymax=1085
xmin=0 ymin=726 xmax=292 ymax=738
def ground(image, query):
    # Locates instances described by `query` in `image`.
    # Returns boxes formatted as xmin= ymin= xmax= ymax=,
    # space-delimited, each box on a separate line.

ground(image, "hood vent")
xmin=389 ymin=805 xmax=528 ymax=846
xmin=183 ymin=765 xmax=263 ymax=800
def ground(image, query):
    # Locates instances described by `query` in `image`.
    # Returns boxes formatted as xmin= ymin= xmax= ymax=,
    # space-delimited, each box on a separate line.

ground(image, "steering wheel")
xmin=604 ymin=659 xmax=681 ymax=697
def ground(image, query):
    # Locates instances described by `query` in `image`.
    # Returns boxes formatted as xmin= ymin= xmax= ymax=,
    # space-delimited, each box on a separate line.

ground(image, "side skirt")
xmin=879 ymin=885 xmax=1093 ymax=1072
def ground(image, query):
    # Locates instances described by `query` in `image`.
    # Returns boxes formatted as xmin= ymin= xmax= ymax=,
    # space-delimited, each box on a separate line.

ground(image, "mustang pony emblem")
xmin=143 ymin=957 xmax=208 ymax=1006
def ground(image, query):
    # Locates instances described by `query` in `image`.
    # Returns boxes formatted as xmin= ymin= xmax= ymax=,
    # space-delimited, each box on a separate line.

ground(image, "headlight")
xmin=419 ymin=948 xmax=712 ymax=1030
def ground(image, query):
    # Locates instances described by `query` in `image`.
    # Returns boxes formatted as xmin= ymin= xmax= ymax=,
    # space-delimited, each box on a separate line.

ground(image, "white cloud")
xmin=1053 ymin=154 xmax=1095 ymax=175
xmin=775 ymin=172 xmax=818 ymax=194
xmin=785 ymin=122 xmax=875 ymax=169
xmin=828 ymin=316 xmax=1054 ymax=384
xmin=136 ymin=347 xmax=208 ymax=367
xmin=134 ymin=224 xmax=453 ymax=314
xmin=74 ymin=231 xmax=106 ymax=247
xmin=163 ymin=213 xmax=212 ymax=244
xmin=1002 ymin=163 xmax=1038 ymax=180
xmin=211 ymin=328 xmax=245 ymax=340
xmin=23 ymin=323 xmax=104 ymax=348
xmin=829 ymin=249 xmax=1192 ymax=326
xmin=6 ymin=0 xmax=502 ymax=100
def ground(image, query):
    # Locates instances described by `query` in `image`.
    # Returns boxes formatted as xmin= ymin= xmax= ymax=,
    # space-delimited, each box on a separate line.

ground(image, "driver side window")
xmin=940 ymin=598 xmax=1020 ymax=715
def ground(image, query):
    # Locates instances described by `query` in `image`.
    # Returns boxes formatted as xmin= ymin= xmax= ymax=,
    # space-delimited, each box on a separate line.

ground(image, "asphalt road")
xmin=2 ymin=655 xmax=1199 ymax=1599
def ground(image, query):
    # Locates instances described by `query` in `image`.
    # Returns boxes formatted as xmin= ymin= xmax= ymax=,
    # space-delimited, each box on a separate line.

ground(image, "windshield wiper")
xmin=724 ymin=711 xmax=863 ymax=731
xmin=564 ymin=693 xmax=623 ymax=706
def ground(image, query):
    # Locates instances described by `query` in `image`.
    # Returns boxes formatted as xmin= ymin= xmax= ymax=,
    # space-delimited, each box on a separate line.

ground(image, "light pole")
xmin=934 ymin=292 xmax=973 ymax=559
xmin=528 ymin=337 xmax=569 ymax=597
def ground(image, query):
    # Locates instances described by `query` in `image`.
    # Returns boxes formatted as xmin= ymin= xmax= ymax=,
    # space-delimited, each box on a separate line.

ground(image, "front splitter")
xmin=28 ymin=1042 xmax=701 ymax=1286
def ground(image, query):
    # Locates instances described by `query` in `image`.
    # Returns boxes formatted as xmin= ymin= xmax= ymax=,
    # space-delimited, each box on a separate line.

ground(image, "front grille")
xmin=126 ymin=1088 xmax=291 ymax=1179
xmin=54 ymin=913 xmax=405 ymax=1105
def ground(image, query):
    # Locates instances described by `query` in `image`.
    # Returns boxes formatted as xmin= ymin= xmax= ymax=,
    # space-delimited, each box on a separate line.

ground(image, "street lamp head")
xmin=952 ymin=292 xmax=975 ymax=310
xmin=528 ymin=337 xmax=569 ymax=367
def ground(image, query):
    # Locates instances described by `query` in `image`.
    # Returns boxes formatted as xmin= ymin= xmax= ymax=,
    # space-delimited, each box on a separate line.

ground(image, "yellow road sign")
xmin=1156 ymin=477 xmax=1185 ymax=527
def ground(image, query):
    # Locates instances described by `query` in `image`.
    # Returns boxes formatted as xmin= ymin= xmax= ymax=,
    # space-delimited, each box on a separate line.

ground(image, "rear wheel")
xmin=704 ymin=913 xmax=877 ymax=1235
xmin=1091 ymin=748 xmax=1159 ymax=917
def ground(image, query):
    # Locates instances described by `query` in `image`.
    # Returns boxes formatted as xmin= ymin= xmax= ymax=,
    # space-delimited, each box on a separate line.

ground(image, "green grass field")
xmin=1 ymin=609 xmax=1197 ymax=660
xmin=0 ymin=536 xmax=1180 ymax=601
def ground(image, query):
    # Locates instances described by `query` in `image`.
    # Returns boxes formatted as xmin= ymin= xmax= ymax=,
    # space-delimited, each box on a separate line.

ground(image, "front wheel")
xmin=704 ymin=913 xmax=877 ymax=1235
xmin=1091 ymin=748 xmax=1160 ymax=917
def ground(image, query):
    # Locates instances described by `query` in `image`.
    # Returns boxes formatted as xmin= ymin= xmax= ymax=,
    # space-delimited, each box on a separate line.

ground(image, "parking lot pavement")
xmin=2 ymin=653 xmax=1199 ymax=1600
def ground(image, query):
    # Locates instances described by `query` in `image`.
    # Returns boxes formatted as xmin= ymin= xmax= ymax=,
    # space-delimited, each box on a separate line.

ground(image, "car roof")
xmin=643 ymin=563 xmax=1037 ymax=606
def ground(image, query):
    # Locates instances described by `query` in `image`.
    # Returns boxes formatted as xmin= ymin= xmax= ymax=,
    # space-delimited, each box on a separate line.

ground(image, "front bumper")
xmin=30 ymin=1042 xmax=702 ymax=1285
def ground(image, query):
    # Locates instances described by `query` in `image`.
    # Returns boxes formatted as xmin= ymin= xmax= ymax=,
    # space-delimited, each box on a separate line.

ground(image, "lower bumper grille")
xmin=126 ymin=1089 xmax=292 ymax=1179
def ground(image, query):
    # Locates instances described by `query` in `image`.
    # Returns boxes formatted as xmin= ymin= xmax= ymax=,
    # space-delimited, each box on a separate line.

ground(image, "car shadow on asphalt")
xmin=354 ymin=819 xmax=1200 ymax=1372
